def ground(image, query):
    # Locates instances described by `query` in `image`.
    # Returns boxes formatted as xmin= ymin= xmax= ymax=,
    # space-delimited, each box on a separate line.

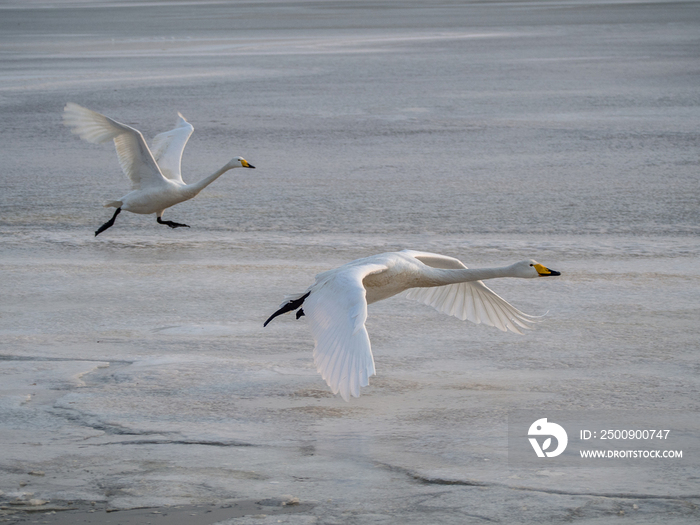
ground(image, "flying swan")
xmin=63 ymin=103 xmax=255 ymax=236
xmin=264 ymin=250 xmax=560 ymax=401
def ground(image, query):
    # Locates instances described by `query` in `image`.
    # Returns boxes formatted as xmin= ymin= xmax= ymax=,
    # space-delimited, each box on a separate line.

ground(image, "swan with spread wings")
xmin=265 ymin=250 xmax=560 ymax=401
xmin=63 ymin=103 xmax=255 ymax=236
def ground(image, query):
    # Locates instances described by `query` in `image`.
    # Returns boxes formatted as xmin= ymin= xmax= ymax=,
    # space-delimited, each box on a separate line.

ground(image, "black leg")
xmin=263 ymin=292 xmax=310 ymax=327
xmin=157 ymin=216 xmax=190 ymax=229
xmin=95 ymin=208 xmax=121 ymax=237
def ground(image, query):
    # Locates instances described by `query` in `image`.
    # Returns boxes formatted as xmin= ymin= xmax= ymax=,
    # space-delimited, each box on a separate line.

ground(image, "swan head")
xmin=226 ymin=156 xmax=255 ymax=169
xmin=512 ymin=260 xmax=561 ymax=278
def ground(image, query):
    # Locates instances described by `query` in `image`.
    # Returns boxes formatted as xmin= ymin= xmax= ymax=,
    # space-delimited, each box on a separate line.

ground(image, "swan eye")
xmin=530 ymin=264 xmax=533 ymax=267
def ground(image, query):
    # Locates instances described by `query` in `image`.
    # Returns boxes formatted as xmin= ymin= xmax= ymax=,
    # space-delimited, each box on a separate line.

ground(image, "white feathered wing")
xmin=150 ymin=113 xmax=194 ymax=183
xmin=302 ymin=263 xmax=387 ymax=401
xmin=62 ymin=102 xmax=168 ymax=191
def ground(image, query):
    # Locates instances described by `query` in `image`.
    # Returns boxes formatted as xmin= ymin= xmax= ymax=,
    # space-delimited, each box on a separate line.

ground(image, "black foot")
xmin=95 ymin=208 xmax=121 ymax=237
xmin=264 ymin=292 xmax=310 ymax=327
xmin=157 ymin=217 xmax=190 ymax=229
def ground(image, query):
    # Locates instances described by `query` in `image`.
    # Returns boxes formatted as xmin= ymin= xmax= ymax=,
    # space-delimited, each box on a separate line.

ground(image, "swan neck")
xmin=185 ymin=165 xmax=232 ymax=195
xmin=428 ymin=265 xmax=513 ymax=286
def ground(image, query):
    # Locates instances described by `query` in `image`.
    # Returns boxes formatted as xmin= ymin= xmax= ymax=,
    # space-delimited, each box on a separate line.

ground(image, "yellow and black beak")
xmin=534 ymin=263 xmax=561 ymax=277
xmin=241 ymin=159 xmax=255 ymax=169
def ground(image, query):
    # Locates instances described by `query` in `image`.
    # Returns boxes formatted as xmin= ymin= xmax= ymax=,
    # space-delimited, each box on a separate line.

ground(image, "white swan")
xmin=62 ymin=103 xmax=255 ymax=236
xmin=264 ymin=250 xmax=560 ymax=401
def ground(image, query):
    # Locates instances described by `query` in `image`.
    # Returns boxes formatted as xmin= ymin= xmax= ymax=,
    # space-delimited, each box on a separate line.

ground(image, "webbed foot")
xmin=157 ymin=217 xmax=190 ymax=229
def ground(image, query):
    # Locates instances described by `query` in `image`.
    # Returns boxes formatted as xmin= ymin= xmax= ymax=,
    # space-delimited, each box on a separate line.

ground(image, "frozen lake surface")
xmin=1 ymin=1 xmax=699 ymax=523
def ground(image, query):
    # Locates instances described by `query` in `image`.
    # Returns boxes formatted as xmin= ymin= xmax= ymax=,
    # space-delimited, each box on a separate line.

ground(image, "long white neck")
xmin=422 ymin=264 xmax=518 ymax=287
xmin=363 ymin=262 xmax=523 ymax=305
xmin=184 ymin=164 xmax=233 ymax=196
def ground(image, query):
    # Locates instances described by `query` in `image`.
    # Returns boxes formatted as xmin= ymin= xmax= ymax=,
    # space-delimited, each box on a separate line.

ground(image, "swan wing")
xmin=402 ymin=249 xmax=469 ymax=270
xmin=303 ymin=263 xmax=387 ymax=401
xmin=150 ymin=112 xmax=194 ymax=183
xmin=63 ymin=103 xmax=167 ymax=191
xmin=405 ymin=282 xmax=536 ymax=334
xmin=403 ymin=250 xmax=537 ymax=334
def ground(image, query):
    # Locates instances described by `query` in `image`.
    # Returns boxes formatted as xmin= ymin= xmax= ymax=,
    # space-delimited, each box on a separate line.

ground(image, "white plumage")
xmin=265 ymin=250 xmax=560 ymax=401
xmin=62 ymin=103 xmax=255 ymax=235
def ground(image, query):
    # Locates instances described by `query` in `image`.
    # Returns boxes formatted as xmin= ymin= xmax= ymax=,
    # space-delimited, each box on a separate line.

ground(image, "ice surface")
xmin=1 ymin=1 xmax=699 ymax=523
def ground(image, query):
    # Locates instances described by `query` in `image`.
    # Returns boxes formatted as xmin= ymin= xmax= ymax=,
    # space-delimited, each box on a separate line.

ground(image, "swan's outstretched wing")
xmin=63 ymin=103 xmax=167 ymax=191
xmin=303 ymin=263 xmax=387 ymax=401
xmin=150 ymin=113 xmax=194 ymax=183
xmin=403 ymin=250 xmax=537 ymax=334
